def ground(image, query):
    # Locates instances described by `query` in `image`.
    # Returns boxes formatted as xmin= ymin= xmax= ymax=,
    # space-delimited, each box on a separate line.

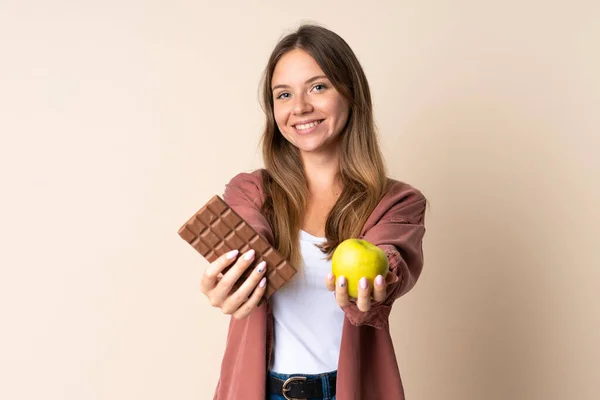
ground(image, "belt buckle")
xmin=282 ymin=376 xmax=307 ymax=400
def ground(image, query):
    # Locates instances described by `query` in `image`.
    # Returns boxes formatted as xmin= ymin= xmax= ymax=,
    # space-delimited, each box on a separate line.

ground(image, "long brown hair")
xmin=259 ymin=24 xmax=389 ymax=268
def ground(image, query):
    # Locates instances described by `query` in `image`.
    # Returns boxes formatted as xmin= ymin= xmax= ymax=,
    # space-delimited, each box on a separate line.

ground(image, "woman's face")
xmin=271 ymin=49 xmax=350 ymax=156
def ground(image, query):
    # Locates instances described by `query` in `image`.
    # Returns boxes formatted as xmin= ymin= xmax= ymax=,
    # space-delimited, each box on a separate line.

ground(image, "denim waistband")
xmin=267 ymin=370 xmax=337 ymax=399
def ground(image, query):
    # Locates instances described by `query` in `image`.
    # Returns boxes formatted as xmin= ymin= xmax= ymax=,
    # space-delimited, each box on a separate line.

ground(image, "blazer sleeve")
xmin=222 ymin=171 xmax=275 ymax=246
xmin=341 ymin=187 xmax=427 ymax=329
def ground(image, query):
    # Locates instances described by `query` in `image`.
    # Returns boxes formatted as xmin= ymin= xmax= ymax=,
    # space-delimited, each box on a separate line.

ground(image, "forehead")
xmin=272 ymin=49 xmax=325 ymax=85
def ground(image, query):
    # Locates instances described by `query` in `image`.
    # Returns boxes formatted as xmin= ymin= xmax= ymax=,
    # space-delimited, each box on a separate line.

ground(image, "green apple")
xmin=331 ymin=238 xmax=389 ymax=298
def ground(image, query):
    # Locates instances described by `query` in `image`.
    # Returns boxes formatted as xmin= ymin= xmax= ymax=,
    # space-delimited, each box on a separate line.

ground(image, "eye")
xmin=312 ymin=83 xmax=327 ymax=92
xmin=276 ymin=92 xmax=291 ymax=100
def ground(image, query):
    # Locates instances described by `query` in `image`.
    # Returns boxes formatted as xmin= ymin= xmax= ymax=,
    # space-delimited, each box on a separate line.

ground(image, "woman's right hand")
xmin=200 ymin=249 xmax=267 ymax=320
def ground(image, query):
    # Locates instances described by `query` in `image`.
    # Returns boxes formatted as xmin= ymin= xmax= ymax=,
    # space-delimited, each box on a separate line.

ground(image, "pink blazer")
xmin=213 ymin=169 xmax=427 ymax=400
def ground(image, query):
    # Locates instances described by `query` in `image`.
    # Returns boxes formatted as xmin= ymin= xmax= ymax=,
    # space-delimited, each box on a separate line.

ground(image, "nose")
xmin=292 ymin=93 xmax=313 ymax=115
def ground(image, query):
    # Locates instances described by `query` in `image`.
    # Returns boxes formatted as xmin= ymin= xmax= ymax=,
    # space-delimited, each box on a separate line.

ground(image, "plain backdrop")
xmin=1 ymin=1 xmax=599 ymax=399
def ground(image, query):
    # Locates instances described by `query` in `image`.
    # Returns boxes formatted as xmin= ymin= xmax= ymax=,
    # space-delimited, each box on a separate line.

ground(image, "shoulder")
xmin=223 ymin=169 xmax=267 ymax=208
xmin=374 ymin=178 xmax=428 ymax=224
xmin=226 ymin=169 xmax=265 ymax=190
xmin=385 ymin=178 xmax=427 ymax=204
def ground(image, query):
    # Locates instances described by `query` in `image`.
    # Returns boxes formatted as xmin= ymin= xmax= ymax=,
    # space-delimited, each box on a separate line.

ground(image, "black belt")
xmin=267 ymin=374 xmax=336 ymax=399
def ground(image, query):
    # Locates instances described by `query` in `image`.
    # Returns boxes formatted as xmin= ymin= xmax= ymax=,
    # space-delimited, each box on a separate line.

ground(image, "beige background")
xmin=1 ymin=1 xmax=599 ymax=399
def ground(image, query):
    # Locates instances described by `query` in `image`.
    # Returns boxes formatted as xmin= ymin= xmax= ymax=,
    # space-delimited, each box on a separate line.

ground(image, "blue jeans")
xmin=266 ymin=370 xmax=337 ymax=400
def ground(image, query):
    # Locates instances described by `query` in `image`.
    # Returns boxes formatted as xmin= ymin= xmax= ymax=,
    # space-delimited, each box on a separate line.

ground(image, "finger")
xmin=373 ymin=274 xmax=386 ymax=303
xmin=335 ymin=276 xmax=350 ymax=308
xmin=356 ymin=277 xmax=371 ymax=312
xmin=221 ymin=261 xmax=267 ymax=314
xmin=210 ymin=249 xmax=256 ymax=306
xmin=201 ymin=249 xmax=239 ymax=294
xmin=325 ymin=272 xmax=335 ymax=291
xmin=217 ymin=249 xmax=256 ymax=290
xmin=232 ymin=276 xmax=267 ymax=320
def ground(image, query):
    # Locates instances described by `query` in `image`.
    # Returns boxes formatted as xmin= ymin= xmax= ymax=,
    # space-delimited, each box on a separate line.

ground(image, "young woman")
xmin=200 ymin=24 xmax=427 ymax=400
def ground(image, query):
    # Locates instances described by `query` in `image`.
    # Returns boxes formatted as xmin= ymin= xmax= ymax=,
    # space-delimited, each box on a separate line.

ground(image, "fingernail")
xmin=259 ymin=277 xmax=267 ymax=288
xmin=244 ymin=249 xmax=255 ymax=260
xmin=360 ymin=277 xmax=368 ymax=289
xmin=326 ymin=272 xmax=334 ymax=281
xmin=225 ymin=249 xmax=239 ymax=260
xmin=256 ymin=261 xmax=266 ymax=273
xmin=375 ymin=275 xmax=384 ymax=286
xmin=338 ymin=276 xmax=346 ymax=287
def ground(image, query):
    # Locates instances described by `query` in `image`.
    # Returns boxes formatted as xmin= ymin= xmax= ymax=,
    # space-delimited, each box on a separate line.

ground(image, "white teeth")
xmin=295 ymin=120 xmax=322 ymax=130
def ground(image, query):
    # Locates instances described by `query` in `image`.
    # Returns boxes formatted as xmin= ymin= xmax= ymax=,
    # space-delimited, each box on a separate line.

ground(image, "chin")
xmin=294 ymin=137 xmax=325 ymax=150
xmin=281 ymin=130 xmax=338 ymax=153
xmin=298 ymin=141 xmax=338 ymax=155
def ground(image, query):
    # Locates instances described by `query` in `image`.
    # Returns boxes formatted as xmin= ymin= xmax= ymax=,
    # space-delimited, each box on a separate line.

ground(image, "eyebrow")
xmin=271 ymin=75 xmax=328 ymax=92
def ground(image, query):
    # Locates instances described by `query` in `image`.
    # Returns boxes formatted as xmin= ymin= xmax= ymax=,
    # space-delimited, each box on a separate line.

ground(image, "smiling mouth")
xmin=293 ymin=119 xmax=324 ymax=132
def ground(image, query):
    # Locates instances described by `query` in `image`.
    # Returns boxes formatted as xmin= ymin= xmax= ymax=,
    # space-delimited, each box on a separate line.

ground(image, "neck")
xmin=301 ymin=148 xmax=342 ymax=196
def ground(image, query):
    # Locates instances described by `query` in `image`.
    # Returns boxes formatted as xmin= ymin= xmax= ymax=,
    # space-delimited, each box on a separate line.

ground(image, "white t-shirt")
xmin=270 ymin=230 xmax=345 ymax=374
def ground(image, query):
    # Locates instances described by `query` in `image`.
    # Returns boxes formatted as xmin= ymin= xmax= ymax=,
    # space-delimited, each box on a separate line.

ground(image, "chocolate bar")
xmin=178 ymin=195 xmax=297 ymax=298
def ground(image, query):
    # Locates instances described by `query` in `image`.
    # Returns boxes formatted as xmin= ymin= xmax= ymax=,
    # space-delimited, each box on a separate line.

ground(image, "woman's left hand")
xmin=325 ymin=273 xmax=387 ymax=312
